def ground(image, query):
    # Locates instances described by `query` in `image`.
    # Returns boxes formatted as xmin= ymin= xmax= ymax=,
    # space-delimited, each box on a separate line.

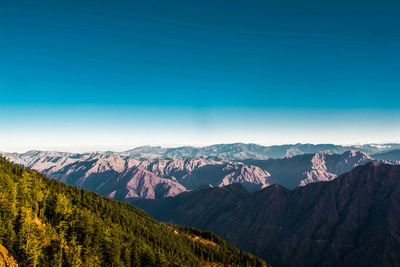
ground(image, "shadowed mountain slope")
xmin=134 ymin=163 xmax=400 ymax=267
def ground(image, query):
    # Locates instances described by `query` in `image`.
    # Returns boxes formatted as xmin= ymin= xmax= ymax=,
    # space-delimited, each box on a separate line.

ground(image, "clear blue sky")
xmin=1 ymin=0 xmax=399 ymax=151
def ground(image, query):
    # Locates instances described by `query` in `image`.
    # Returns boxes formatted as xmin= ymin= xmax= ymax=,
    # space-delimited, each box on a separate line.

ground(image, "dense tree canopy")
xmin=0 ymin=156 xmax=267 ymax=266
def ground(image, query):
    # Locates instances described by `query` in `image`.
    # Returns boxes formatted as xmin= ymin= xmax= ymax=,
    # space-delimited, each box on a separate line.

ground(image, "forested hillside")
xmin=0 ymin=156 xmax=267 ymax=267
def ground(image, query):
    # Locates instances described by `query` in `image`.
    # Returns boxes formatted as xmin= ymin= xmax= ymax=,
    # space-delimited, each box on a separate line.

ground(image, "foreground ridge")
xmin=135 ymin=162 xmax=400 ymax=267
xmin=0 ymin=156 xmax=267 ymax=267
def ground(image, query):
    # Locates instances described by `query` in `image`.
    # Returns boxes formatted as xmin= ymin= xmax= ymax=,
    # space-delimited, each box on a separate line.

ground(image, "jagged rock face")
xmin=109 ymin=168 xmax=187 ymax=200
xmin=2 ymin=152 xmax=270 ymax=200
xmin=242 ymin=150 xmax=387 ymax=189
xmin=134 ymin=163 xmax=400 ymax=267
xmin=141 ymin=158 xmax=271 ymax=191
xmin=300 ymin=150 xmax=375 ymax=185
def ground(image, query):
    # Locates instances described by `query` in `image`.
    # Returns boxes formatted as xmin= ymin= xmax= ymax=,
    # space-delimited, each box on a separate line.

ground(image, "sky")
xmin=0 ymin=0 xmax=399 ymax=152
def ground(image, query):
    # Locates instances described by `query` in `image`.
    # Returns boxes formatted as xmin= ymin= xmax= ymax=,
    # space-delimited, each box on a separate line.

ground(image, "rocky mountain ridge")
xmin=3 ymin=148 xmax=395 ymax=200
xmin=242 ymin=149 xmax=385 ymax=189
xmin=3 ymin=152 xmax=271 ymax=199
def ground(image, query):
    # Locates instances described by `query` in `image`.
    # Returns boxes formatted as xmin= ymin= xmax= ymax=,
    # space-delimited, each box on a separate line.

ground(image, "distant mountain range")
xmin=5 ymin=142 xmax=398 ymax=160
xmin=134 ymin=163 xmax=400 ymax=267
xmin=121 ymin=143 xmax=400 ymax=159
xmin=373 ymin=149 xmax=400 ymax=161
xmin=2 ymin=145 xmax=397 ymax=200
xmin=120 ymin=143 xmax=400 ymax=159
